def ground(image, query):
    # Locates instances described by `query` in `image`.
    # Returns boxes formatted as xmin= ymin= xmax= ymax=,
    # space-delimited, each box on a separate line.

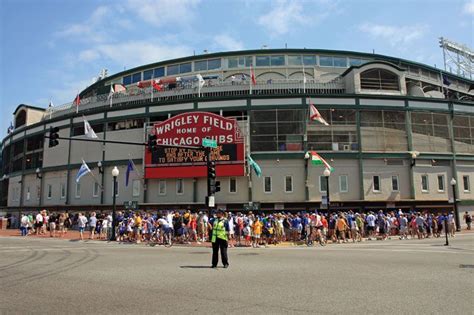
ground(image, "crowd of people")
xmin=17 ymin=209 xmax=472 ymax=246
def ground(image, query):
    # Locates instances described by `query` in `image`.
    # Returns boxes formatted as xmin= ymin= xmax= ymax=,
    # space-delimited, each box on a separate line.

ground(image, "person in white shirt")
xmin=20 ymin=214 xmax=29 ymax=236
xmin=366 ymin=212 xmax=376 ymax=240
xmin=35 ymin=212 xmax=43 ymax=236
xmin=77 ymin=213 xmax=88 ymax=240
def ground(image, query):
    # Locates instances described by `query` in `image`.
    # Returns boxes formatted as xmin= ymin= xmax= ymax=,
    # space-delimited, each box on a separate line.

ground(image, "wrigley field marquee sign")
xmin=144 ymin=112 xmax=245 ymax=179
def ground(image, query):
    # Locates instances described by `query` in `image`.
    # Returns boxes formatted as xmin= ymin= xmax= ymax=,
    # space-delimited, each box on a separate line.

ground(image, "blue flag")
xmin=442 ymin=75 xmax=451 ymax=86
xmin=7 ymin=122 xmax=13 ymax=134
xmin=75 ymin=160 xmax=91 ymax=183
xmin=125 ymin=160 xmax=134 ymax=187
xmin=247 ymin=155 xmax=262 ymax=177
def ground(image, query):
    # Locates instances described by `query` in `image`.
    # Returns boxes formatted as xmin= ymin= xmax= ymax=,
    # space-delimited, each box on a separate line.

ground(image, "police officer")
xmin=209 ymin=209 xmax=229 ymax=268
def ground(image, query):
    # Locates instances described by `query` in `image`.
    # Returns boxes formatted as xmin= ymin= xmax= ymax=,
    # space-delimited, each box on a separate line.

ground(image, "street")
xmin=0 ymin=235 xmax=473 ymax=314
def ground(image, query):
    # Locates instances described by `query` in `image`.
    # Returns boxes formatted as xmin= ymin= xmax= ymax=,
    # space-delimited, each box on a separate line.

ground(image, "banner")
xmin=144 ymin=112 xmax=245 ymax=179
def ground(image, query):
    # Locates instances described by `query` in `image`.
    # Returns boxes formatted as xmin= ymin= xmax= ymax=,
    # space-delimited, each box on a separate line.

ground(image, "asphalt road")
xmin=0 ymin=235 xmax=473 ymax=314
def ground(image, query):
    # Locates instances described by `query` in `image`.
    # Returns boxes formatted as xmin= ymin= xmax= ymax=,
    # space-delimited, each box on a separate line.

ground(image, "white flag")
xmin=84 ymin=118 xmax=98 ymax=139
xmin=197 ymin=74 xmax=205 ymax=88
xmin=76 ymin=160 xmax=92 ymax=183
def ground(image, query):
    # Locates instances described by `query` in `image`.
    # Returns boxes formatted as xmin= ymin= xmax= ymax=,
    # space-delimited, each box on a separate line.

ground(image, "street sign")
xmin=124 ymin=201 xmax=138 ymax=210
xmin=202 ymin=138 xmax=217 ymax=148
xmin=207 ymin=196 xmax=215 ymax=207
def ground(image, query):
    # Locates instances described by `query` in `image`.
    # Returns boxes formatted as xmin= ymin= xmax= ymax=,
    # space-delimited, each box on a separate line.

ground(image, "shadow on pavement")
xmin=180 ymin=266 xmax=213 ymax=269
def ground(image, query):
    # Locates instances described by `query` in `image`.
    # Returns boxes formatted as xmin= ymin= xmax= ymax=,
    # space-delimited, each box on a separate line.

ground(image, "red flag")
xmin=250 ymin=65 xmax=256 ymax=86
xmin=74 ymin=94 xmax=80 ymax=106
xmin=152 ymin=79 xmax=163 ymax=91
xmin=309 ymin=100 xmax=329 ymax=125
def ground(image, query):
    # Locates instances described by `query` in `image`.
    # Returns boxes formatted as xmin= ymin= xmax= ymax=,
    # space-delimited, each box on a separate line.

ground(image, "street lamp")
xmin=450 ymin=178 xmax=460 ymax=232
xmin=98 ymin=161 xmax=104 ymax=174
xmin=409 ymin=151 xmax=420 ymax=168
xmin=110 ymin=166 xmax=119 ymax=241
xmin=323 ymin=168 xmax=331 ymax=214
xmin=35 ymin=168 xmax=42 ymax=179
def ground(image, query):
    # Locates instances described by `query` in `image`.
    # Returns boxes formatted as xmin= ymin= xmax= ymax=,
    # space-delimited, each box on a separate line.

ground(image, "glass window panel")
xmin=320 ymin=176 xmax=327 ymax=192
xmin=288 ymin=55 xmax=302 ymax=65
xmin=123 ymin=75 xmax=132 ymax=85
xmin=392 ymin=176 xmax=399 ymax=191
xmin=251 ymin=136 xmax=277 ymax=151
xmin=333 ymin=57 xmax=347 ymax=67
xmin=373 ymin=176 xmax=380 ymax=192
xmin=421 ymin=175 xmax=429 ymax=191
xmin=194 ymin=60 xmax=207 ymax=71
xmin=349 ymin=58 xmax=362 ymax=66
xmin=131 ymin=72 xmax=141 ymax=83
xmin=159 ymin=180 xmax=166 ymax=195
xmin=179 ymin=62 xmax=192 ymax=73
xmin=339 ymin=175 xmax=348 ymax=192
xmin=227 ymin=57 xmax=238 ymax=68
xmin=256 ymin=56 xmax=270 ymax=66
xmin=303 ymin=55 xmax=316 ymax=65
xmin=264 ymin=177 xmax=272 ymax=193
xmin=463 ymin=175 xmax=470 ymax=191
xmin=319 ymin=56 xmax=333 ymax=67
xmin=143 ymin=70 xmax=153 ymax=80
xmin=154 ymin=67 xmax=165 ymax=78
xmin=437 ymin=175 xmax=444 ymax=191
xmin=176 ymin=179 xmax=184 ymax=194
xmin=132 ymin=180 xmax=140 ymax=197
xmin=229 ymin=178 xmax=237 ymax=193
xmin=270 ymin=55 xmax=285 ymax=66
xmin=285 ymin=176 xmax=293 ymax=192
xmin=208 ymin=58 xmax=221 ymax=69
xmin=167 ymin=64 xmax=179 ymax=75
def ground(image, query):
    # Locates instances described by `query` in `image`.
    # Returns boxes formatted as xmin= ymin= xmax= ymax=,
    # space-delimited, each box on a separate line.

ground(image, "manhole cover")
xmin=459 ymin=264 xmax=474 ymax=269
xmin=238 ymin=253 xmax=259 ymax=256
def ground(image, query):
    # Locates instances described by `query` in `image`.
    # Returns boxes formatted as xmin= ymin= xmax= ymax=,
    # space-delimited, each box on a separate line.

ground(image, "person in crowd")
xmin=78 ymin=212 xmax=88 ymax=241
xmin=463 ymin=211 xmax=472 ymax=230
xmin=89 ymin=212 xmax=97 ymax=240
xmin=20 ymin=213 xmax=29 ymax=236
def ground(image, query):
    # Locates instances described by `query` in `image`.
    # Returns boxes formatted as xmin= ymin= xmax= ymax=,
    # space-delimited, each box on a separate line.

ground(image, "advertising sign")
xmin=144 ymin=112 xmax=245 ymax=179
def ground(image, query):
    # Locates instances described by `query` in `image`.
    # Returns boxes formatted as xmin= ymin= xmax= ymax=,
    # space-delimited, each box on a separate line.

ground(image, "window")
xmin=319 ymin=56 xmax=333 ymax=67
xmin=339 ymin=175 xmax=348 ymax=193
xmin=154 ymin=67 xmax=165 ymax=78
xmin=360 ymin=68 xmax=400 ymax=91
xmin=256 ymin=56 xmax=270 ymax=66
xmin=194 ymin=60 xmax=207 ymax=71
xmin=132 ymin=180 xmax=140 ymax=197
xmin=159 ymin=180 xmax=166 ymax=195
xmin=208 ymin=58 xmax=221 ymax=70
xmin=107 ymin=119 xmax=144 ymax=131
xmin=93 ymin=182 xmax=100 ymax=198
xmin=167 ymin=64 xmax=179 ymax=75
xmin=15 ymin=109 xmax=27 ymax=128
xmin=392 ymin=175 xmax=399 ymax=191
xmin=131 ymin=72 xmax=141 ymax=83
xmin=176 ymin=179 xmax=184 ymax=195
xmin=47 ymin=184 xmax=52 ymax=199
xmin=26 ymin=186 xmax=30 ymax=201
xmin=229 ymin=177 xmax=237 ymax=193
xmin=270 ymin=55 xmax=285 ymax=66
xmin=75 ymin=182 xmax=81 ymax=198
xmin=319 ymin=176 xmax=328 ymax=193
xmin=421 ymin=175 xmax=429 ymax=192
xmin=411 ymin=112 xmax=452 ymax=153
xmin=285 ymin=176 xmax=293 ymax=193
xmin=373 ymin=176 xmax=381 ymax=192
xmin=179 ymin=62 xmax=192 ymax=74
xmin=360 ymin=110 xmax=407 ymax=152
xmin=303 ymin=55 xmax=317 ymax=66
xmin=288 ymin=55 xmax=302 ymax=65
xmin=143 ymin=69 xmax=153 ymax=80
xmin=463 ymin=175 xmax=470 ymax=192
xmin=123 ymin=75 xmax=132 ymax=85
xmin=227 ymin=56 xmax=252 ymax=68
xmin=60 ymin=183 xmax=66 ymax=199
xmin=333 ymin=57 xmax=347 ymax=67
xmin=437 ymin=175 xmax=445 ymax=192
xmin=264 ymin=177 xmax=272 ymax=193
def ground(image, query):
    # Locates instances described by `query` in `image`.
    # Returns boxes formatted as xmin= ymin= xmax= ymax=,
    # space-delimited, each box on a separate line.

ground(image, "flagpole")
xmin=151 ymin=80 xmax=154 ymax=102
xmin=249 ymin=65 xmax=253 ymax=95
xmin=303 ymin=63 xmax=306 ymax=94
xmin=75 ymin=90 xmax=79 ymax=114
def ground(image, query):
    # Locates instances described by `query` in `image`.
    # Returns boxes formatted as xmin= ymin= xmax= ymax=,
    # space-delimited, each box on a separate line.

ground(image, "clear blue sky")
xmin=0 ymin=0 xmax=472 ymax=136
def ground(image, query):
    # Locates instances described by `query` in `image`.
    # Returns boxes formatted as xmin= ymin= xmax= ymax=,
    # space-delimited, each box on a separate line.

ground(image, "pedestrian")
xmin=89 ymin=212 xmax=97 ymax=240
xmin=210 ymin=209 xmax=229 ymax=268
xmin=35 ymin=211 xmax=43 ymax=236
xmin=463 ymin=211 xmax=472 ymax=230
xmin=20 ymin=213 xmax=29 ymax=236
xmin=78 ymin=213 xmax=88 ymax=241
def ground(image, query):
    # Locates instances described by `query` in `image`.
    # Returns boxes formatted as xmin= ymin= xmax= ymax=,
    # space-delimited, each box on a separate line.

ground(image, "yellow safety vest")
xmin=212 ymin=219 xmax=228 ymax=242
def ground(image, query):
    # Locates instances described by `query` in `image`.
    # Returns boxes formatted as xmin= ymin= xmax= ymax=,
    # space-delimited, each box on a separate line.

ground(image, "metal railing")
xmin=44 ymin=79 xmax=345 ymax=119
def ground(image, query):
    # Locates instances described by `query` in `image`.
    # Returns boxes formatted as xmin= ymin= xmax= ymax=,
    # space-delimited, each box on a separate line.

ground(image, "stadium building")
xmin=1 ymin=48 xmax=474 ymax=226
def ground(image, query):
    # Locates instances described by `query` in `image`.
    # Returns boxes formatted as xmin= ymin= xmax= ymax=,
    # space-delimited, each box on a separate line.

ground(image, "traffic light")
xmin=147 ymin=134 xmax=157 ymax=152
xmin=48 ymin=127 xmax=59 ymax=148
xmin=207 ymin=160 xmax=216 ymax=180
xmin=214 ymin=180 xmax=221 ymax=193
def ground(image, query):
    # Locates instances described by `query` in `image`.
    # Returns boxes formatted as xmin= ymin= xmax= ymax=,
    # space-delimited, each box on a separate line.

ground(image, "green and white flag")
xmin=308 ymin=151 xmax=334 ymax=171
xmin=247 ymin=155 xmax=262 ymax=177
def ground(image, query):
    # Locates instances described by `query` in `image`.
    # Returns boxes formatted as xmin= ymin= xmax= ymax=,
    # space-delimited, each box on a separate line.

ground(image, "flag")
xmin=75 ymin=160 xmax=92 ymax=183
xmin=125 ymin=159 xmax=134 ymax=187
xmin=247 ymin=155 xmax=262 ymax=177
xmin=442 ymin=75 xmax=451 ymax=86
xmin=83 ymin=118 xmax=98 ymax=139
xmin=74 ymin=93 xmax=80 ymax=113
xmin=250 ymin=65 xmax=256 ymax=85
xmin=114 ymin=84 xmax=127 ymax=93
xmin=197 ymin=74 xmax=205 ymax=89
xmin=107 ymin=85 xmax=114 ymax=107
xmin=7 ymin=122 xmax=14 ymax=134
xmin=309 ymin=100 xmax=329 ymax=125
xmin=152 ymin=79 xmax=163 ymax=91
xmin=307 ymin=151 xmax=333 ymax=171
xmin=468 ymin=83 xmax=474 ymax=92
xmin=48 ymin=100 xmax=53 ymax=107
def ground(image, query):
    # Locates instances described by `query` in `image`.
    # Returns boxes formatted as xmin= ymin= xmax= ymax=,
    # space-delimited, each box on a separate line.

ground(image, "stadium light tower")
xmin=439 ymin=37 xmax=474 ymax=80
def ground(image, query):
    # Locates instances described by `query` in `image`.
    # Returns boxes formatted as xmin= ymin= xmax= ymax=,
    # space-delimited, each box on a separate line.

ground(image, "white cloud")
xmin=79 ymin=40 xmax=190 ymax=68
xmin=213 ymin=34 xmax=244 ymax=51
xmin=257 ymin=0 xmax=306 ymax=36
xmin=359 ymin=23 xmax=428 ymax=47
xmin=126 ymin=0 xmax=201 ymax=27
xmin=463 ymin=1 xmax=474 ymax=15
xmin=78 ymin=50 xmax=100 ymax=62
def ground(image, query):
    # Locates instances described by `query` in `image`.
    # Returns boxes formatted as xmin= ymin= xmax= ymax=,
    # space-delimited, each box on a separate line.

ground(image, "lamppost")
xmin=450 ymin=178 xmax=460 ymax=232
xmin=110 ymin=166 xmax=119 ymax=241
xmin=36 ymin=168 xmax=43 ymax=207
xmin=323 ymin=168 xmax=331 ymax=214
xmin=35 ymin=168 xmax=42 ymax=179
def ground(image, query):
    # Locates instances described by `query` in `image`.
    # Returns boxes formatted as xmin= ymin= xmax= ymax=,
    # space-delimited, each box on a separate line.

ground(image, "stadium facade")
xmin=1 ymin=48 xmax=473 ymax=223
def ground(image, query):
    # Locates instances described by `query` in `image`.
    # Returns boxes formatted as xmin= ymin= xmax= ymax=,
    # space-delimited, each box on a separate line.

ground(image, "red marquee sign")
xmin=144 ymin=112 xmax=245 ymax=179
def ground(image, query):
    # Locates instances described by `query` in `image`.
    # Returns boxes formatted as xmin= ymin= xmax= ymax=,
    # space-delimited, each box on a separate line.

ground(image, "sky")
xmin=0 ymin=0 xmax=473 ymax=137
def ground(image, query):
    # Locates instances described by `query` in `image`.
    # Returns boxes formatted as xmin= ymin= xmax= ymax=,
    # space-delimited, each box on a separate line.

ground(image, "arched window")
xmin=15 ymin=110 xmax=26 ymax=128
xmin=360 ymin=68 xmax=400 ymax=91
